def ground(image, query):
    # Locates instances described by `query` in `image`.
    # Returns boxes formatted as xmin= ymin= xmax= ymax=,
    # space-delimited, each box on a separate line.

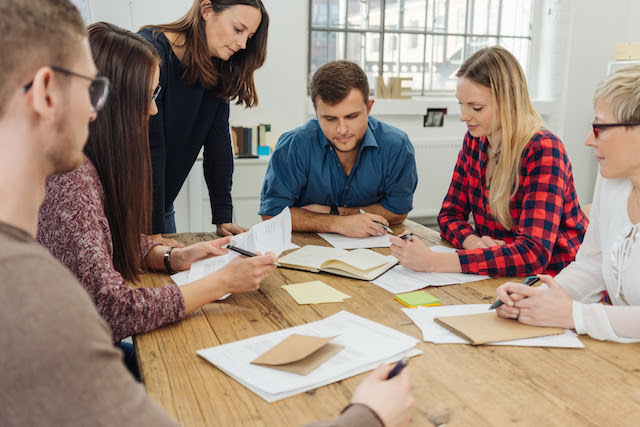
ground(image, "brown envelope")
xmin=434 ymin=312 xmax=565 ymax=345
xmin=251 ymin=334 xmax=344 ymax=375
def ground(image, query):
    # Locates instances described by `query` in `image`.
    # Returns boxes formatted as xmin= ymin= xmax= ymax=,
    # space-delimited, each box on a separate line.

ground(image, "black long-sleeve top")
xmin=139 ymin=28 xmax=234 ymax=233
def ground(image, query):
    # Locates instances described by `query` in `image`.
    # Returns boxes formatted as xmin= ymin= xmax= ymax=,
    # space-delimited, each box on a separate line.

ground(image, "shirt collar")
xmin=317 ymin=118 xmax=379 ymax=152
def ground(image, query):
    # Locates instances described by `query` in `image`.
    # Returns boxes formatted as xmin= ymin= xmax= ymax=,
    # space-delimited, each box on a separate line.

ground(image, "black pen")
xmin=226 ymin=244 xmax=257 ymax=257
xmin=400 ymin=232 xmax=414 ymax=241
xmin=489 ymin=276 xmax=541 ymax=310
xmin=226 ymin=244 xmax=281 ymax=267
xmin=358 ymin=209 xmax=393 ymax=234
xmin=387 ymin=356 xmax=409 ymax=379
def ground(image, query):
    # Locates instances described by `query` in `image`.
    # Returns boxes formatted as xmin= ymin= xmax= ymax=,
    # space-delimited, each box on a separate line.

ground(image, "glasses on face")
xmin=152 ymin=84 xmax=162 ymax=101
xmin=591 ymin=120 xmax=640 ymax=139
xmin=22 ymin=66 xmax=110 ymax=112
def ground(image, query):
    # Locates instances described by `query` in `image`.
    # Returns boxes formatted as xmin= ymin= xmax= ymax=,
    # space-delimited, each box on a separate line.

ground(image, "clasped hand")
xmin=495 ymin=274 xmax=575 ymax=329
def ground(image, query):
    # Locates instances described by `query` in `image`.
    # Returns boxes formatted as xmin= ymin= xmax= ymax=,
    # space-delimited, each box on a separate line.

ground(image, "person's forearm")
xmin=145 ymin=244 xmax=171 ymax=271
xmin=430 ymin=252 xmax=462 ymax=273
xmin=339 ymin=203 xmax=407 ymax=224
xmin=180 ymin=276 xmax=228 ymax=314
xmin=288 ymin=207 xmax=342 ymax=233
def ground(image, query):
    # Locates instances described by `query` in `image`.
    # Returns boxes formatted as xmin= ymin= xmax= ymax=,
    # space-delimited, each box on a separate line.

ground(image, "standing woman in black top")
xmin=139 ymin=0 xmax=268 ymax=238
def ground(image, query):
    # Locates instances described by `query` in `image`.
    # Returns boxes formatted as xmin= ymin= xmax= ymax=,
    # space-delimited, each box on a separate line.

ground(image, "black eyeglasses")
xmin=591 ymin=120 xmax=640 ymax=139
xmin=152 ymin=84 xmax=162 ymax=101
xmin=22 ymin=66 xmax=110 ymax=112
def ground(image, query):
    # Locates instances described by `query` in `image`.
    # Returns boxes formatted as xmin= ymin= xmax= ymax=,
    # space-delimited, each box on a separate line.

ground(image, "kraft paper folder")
xmin=434 ymin=312 xmax=565 ymax=345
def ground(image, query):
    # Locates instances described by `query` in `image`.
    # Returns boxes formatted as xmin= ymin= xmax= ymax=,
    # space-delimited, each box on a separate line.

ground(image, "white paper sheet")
xmin=197 ymin=310 xmax=422 ymax=402
xmin=402 ymin=304 xmax=584 ymax=348
xmin=170 ymin=208 xmax=294 ymax=287
xmin=317 ymin=232 xmax=392 ymax=249
xmin=371 ymin=265 xmax=487 ymax=294
xmin=229 ymin=207 xmax=293 ymax=258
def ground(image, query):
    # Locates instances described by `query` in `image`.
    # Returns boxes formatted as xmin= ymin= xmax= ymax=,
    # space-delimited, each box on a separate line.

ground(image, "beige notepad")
xmin=282 ymin=281 xmax=351 ymax=304
xmin=250 ymin=334 xmax=344 ymax=375
xmin=434 ymin=312 xmax=565 ymax=345
xmin=277 ymin=245 xmax=398 ymax=281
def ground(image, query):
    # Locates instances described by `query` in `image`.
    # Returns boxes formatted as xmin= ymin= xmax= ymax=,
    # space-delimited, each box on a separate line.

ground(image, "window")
xmin=309 ymin=0 xmax=534 ymax=96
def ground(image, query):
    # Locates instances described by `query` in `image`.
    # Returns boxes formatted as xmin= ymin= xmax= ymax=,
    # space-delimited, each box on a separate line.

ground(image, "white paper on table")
xmin=317 ymin=232 xmax=391 ymax=249
xmin=188 ymin=254 xmax=232 ymax=282
xmin=402 ymin=304 xmax=584 ymax=348
xmin=229 ymin=207 xmax=292 ymax=258
xmin=197 ymin=310 xmax=422 ymax=402
xmin=428 ymin=244 xmax=458 ymax=253
xmin=371 ymin=265 xmax=487 ymax=294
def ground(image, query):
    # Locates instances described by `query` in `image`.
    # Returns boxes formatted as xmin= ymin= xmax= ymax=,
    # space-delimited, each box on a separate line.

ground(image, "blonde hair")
xmin=456 ymin=46 xmax=543 ymax=230
xmin=594 ymin=64 xmax=640 ymax=123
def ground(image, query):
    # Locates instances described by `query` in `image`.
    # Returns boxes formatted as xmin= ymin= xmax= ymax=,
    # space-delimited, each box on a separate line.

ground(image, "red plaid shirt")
xmin=438 ymin=129 xmax=588 ymax=276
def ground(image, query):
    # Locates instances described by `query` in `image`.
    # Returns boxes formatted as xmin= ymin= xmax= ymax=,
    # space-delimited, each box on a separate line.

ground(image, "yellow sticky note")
xmin=282 ymin=281 xmax=351 ymax=305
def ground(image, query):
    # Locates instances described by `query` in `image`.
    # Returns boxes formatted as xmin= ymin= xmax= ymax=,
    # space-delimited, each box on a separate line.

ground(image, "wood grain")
xmin=133 ymin=223 xmax=640 ymax=426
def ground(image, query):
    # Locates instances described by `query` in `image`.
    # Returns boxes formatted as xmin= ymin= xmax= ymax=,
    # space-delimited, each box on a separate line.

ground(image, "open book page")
xmin=402 ymin=304 xmax=584 ymax=348
xmin=371 ymin=265 xmax=487 ymax=294
xmin=196 ymin=310 xmax=422 ymax=402
xmin=320 ymin=249 xmax=398 ymax=281
xmin=278 ymin=245 xmax=348 ymax=271
xmin=318 ymin=232 xmax=392 ymax=249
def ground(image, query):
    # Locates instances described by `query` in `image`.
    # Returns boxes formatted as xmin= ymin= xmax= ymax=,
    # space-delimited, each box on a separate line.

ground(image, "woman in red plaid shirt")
xmin=391 ymin=46 xmax=588 ymax=277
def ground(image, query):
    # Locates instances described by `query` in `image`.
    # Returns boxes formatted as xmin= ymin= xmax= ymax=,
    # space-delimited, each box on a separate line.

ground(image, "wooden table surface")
xmin=132 ymin=220 xmax=640 ymax=426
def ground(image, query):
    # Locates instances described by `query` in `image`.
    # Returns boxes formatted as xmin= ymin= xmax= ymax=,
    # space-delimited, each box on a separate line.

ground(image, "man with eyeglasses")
xmin=0 ymin=0 xmax=177 ymax=425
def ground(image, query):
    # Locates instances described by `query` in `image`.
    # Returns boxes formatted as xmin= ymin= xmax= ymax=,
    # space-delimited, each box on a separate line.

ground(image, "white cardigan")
xmin=555 ymin=175 xmax=640 ymax=343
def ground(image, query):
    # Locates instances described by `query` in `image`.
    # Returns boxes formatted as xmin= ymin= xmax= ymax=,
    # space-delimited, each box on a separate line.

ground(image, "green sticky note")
xmin=395 ymin=290 xmax=441 ymax=308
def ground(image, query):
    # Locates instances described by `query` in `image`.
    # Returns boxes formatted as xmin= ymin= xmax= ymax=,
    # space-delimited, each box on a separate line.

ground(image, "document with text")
xmin=318 ymin=232 xmax=392 ymax=249
xmin=197 ymin=310 xmax=422 ymax=402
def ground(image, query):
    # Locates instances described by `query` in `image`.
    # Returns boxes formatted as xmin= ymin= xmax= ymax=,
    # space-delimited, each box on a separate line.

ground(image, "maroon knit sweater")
xmin=37 ymin=157 xmax=185 ymax=342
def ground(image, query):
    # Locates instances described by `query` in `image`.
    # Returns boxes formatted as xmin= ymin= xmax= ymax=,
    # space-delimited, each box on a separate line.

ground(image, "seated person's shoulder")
xmin=368 ymin=116 xmax=412 ymax=149
xmin=525 ymin=129 xmax=568 ymax=159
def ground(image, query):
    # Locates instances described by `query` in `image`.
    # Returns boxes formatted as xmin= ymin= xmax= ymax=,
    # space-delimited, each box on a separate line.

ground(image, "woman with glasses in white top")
xmin=495 ymin=64 xmax=640 ymax=343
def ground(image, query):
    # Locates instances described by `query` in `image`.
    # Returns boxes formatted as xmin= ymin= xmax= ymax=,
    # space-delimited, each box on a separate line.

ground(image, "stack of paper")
xmin=197 ymin=310 xmax=422 ymax=402
xmin=371 ymin=265 xmax=486 ymax=294
xmin=171 ymin=207 xmax=296 ymax=287
xmin=402 ymin=304 xmax=584 ymax=348
xmin=282 ymin=281 xmax=351 ymax=304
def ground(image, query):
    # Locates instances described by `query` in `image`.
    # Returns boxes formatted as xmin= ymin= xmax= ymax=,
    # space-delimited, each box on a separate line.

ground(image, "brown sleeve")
xmin=303 ymin=403 xmax=384 ymax=427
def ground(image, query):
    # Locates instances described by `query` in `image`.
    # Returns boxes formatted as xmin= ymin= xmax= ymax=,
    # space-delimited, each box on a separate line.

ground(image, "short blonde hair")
xmin=594 ymin=64 xmax=640 ymax=124
xmin=0 ymin=0 xmax=86 ymax=119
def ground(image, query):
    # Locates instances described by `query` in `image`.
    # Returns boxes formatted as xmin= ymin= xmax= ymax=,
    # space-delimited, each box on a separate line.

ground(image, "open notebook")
xmin=277 ymin=245 xmax=398 ymax=281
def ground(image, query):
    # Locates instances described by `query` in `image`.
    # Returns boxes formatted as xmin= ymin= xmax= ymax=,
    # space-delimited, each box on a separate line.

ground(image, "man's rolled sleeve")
xmin=380 ymin=138 xmax=418 ymax=215
xmin=259 ymin=133 xmax=308 ymax=216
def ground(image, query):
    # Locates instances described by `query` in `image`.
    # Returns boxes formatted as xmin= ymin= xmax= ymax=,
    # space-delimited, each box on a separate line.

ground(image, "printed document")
xmin=197 ymin=310 xmax=422 ymax=402
xmin=371 ymin=265 xmax=486 ymax=294
xmin=318 ymin=232 xmax=392 ymax=249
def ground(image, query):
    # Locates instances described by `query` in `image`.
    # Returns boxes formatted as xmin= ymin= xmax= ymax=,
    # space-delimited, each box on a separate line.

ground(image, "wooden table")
xmin=133 ymin=220 xmax=640 ymax=426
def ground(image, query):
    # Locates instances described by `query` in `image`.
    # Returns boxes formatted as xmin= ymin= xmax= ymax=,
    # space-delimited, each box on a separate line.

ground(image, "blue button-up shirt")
xmin=259 ymin=116 xmax=418 ymax=216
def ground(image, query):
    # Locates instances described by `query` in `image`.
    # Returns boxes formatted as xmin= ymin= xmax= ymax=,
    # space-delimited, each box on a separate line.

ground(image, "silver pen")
xmin=358 ymin=209 xmax=393 ymax=234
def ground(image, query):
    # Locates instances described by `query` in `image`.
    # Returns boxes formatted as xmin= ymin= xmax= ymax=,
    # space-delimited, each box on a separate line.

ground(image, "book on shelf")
xmin=277 ymin=245 xmax=398 ymax=281
xmin=232 ymin=124 xmax=272 ymax=158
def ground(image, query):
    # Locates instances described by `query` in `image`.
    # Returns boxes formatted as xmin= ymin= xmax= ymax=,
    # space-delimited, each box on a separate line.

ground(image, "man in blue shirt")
xmin=259 ymin=60 xmax=418 ymax=237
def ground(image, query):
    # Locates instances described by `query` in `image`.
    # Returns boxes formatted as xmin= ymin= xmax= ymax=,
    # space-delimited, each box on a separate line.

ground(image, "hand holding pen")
xmin=489 ymin=275 xmax=540 ymax=310
xmin=358 ymin=209 xmax=393 ymax=234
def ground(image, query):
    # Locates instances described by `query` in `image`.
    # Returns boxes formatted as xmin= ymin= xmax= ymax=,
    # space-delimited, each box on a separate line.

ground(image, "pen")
xmin=400 ymin=232 xmax=414 ymax=241
xmin=489 ymin=275 xmax=541 ymax=310
xmin=226 ymin=244 xmax=282 ymax=267
xmin=387 ymin=356 xmax=409 ymax=379
xmin=358 ymin=209 xmax=393 ymax=234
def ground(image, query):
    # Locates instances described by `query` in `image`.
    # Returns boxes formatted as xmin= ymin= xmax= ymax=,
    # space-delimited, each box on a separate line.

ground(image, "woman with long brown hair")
xmin=390 ymin=46 xmax=588 ymax=277
xmin=37 ymin=22 xmax=276 ymax=369
xmin=138 ymin=0 xmax=269 ymax=238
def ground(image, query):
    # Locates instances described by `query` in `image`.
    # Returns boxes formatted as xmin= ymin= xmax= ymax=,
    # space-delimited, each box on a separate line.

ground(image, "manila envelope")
xmin=434 ymin=312 xmax=565 ymax=345
xmin=251 ymin=334 xmax=344 ymax=375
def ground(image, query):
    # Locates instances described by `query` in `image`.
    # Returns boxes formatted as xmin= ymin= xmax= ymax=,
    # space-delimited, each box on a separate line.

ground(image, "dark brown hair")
xmin=85 ymin=22 xmax=161 ymax=281
xmin=142 ymin=0 xmax=268 ymax=107
xmin=0 ymin=0 xmax=86 ymax=119
xmin=310 ymin=60 xmax=370 ymax=107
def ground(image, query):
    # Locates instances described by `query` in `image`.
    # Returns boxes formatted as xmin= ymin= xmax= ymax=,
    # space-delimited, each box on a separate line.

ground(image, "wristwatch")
xmin=330 ymin=205 xmax=340 ymax=216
